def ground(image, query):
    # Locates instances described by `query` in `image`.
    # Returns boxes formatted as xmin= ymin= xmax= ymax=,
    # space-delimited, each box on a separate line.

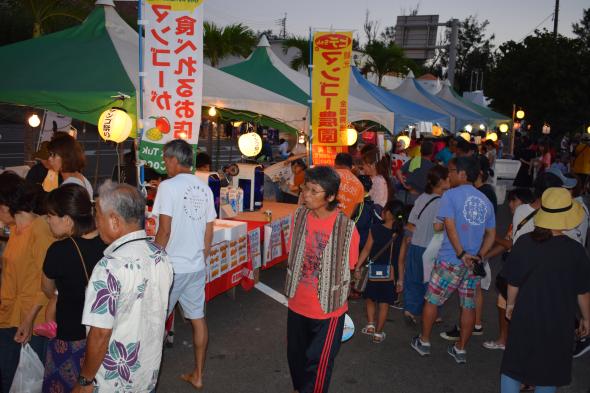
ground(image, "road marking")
xmin=254 ymin=282 xmax=288 ymax=307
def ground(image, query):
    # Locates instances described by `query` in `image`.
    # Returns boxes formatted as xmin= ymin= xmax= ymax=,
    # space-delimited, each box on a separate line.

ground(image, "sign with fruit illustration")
xmin=140 ymin=0 xmax=204 ymax=173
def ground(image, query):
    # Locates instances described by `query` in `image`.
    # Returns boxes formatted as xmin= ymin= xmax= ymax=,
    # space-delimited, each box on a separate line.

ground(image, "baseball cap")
xmin=546 ymin=166 xmax=577 ymax=189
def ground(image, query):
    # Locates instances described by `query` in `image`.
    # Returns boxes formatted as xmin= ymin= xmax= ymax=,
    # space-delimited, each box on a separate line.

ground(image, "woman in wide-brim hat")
xmin=499 ymin=187 xmax=590 ymax=393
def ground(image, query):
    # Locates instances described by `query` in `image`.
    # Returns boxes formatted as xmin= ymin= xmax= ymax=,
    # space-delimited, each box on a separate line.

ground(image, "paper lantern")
xmin=542 ymin=123 xmax=551 ymax=134
xmin=384 ymin=139 xmax=393 ymax=153
xmin=397 ymin=135 xmax=410 ymax=150
xmin=479 ymin=124 xmax=486 ymax=131
xmin=28 ymin=114 xmax=41 ymax=127
xmin=464 ymin=124 xmax=473 ymax=133
xmin=486 ymin=132 xmax=498 ymax=142
xmin=460 ymin=132 xmax=471 ymax=142
xmin=346 ymin=128 xmax=358 ymax=146
xmin=238 ymin=132 xmax=262 ymax=157
xmin=516 ymin=110 xmax=525 ymax=119
xmin=499 ymin=123 xmax=509 ymax=133
xmin=208 ymin=106 xmax=217 ymax=117
xmin=587 ymin=126 xmax=590 ymax=134
xmin=432 ymin=125 xmax=443 ymax=137
xmin=298 ymin=133 xmax=306 ymax=144
xmin=98 ymin=108 xmax=132 ymax=143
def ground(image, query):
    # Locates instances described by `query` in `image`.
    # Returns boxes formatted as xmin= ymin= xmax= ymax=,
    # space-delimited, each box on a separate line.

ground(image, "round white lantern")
xmin=397 ymin=135 xmax=411 ymax=150
xmin=238 ymin=132 xmax=262 ymax=157
xmin=346 ymin=128 xmax=358 ymax=146
xmin=98 ymin=108 xmax=132 ymax=143
xmin=384 ymin=139 xmax=393 ymax=153
xmin=28 ymin=114 xmax=41 ymax=127
xmin=208 ymin=106 xmax=217 ymax=117
xmin=499 ymin=123 xmax=509 ymax=133
xmin=486 ymin=132 xmax=498 ymax=142
xmin=464 ymin=124 xmax=473 ymax=133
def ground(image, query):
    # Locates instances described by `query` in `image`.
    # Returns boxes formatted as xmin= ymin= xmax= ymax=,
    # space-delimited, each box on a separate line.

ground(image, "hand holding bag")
xmin=9 ymin=344 xmax=44 ymax=393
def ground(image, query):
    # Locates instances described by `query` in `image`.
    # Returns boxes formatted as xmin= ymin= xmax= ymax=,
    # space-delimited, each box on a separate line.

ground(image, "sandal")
xmin=361 ymin=323 xmax=376 ymax=335
xmin=372 ymin=332 xmax=386 ymax=343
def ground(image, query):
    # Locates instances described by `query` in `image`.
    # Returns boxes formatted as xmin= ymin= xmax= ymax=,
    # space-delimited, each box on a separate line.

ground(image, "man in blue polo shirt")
xmin=411 ymin=156 xmax=496 ymax=364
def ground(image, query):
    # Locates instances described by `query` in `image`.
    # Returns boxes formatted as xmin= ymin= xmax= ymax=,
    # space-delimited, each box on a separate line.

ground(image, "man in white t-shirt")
xmin=152 ymin=139 xmax=216 ymax=390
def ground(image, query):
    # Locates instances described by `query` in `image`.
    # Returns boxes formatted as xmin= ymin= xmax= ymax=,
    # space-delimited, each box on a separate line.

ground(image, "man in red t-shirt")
xmin=285 ymin=166 xmax=359 ymax=393
xmin=334 ymin=153 xmax=364 ymax=218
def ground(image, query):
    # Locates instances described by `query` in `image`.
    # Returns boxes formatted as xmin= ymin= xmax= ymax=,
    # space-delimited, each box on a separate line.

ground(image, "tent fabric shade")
xmin=0 ymin=4 xmax=308 ymax=137
xmin=441 ymin=85 xmax=511 ymax=127
xmin=216 ymin=108 xmax=299 ymax=135
xmin=351 ymin=67 xmax=449 ymax=133
xmin=392 ymin=71 xmax=486 ymax=131
xmin=0 ymin=7 xmax=137 ymax=126
xmin=222 ymin=39 xmax=395 ymax=133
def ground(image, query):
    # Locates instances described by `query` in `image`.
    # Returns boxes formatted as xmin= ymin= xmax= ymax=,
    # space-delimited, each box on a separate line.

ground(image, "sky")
xmin=203 ymin=0 xmax=587 ymax=46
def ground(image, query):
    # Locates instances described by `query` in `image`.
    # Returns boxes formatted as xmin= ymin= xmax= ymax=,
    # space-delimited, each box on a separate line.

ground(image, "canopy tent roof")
xmin=392 ymin=72 xmax=486 ymax=131
xmin=221 ymin=37 xmax=395 ymax=133
xmin=0 ymin=3 xmax=307 ymax=135
xmin=351 ymin=68 xmax=449 ymax=133
xmin=436 ymin=82 xmax=510 ymax=127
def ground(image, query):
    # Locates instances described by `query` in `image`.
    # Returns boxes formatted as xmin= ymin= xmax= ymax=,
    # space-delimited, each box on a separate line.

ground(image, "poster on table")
xmin=280 ymin=215 xmax=292 ymax=251
xmin=263 ymin=221 xmax=283 ymax=266
xmin=248 ymin=227 xmax=262 ymax=269
xmin=310 ymin=31 xmax=352 ymax=165
xmin=139 ymin=0 xmax=204 ymax=173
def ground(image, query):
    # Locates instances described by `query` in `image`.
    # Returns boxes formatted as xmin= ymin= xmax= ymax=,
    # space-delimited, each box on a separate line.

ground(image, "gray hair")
xmin=97 ymin=180 xmax=145 ymax=224
xmin=163 ymin=139 xmax=194 ymax=168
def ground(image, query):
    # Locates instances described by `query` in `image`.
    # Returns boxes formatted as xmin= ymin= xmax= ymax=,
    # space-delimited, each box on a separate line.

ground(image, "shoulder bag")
xmin=368 ymin=233 xmax=398 ymax=282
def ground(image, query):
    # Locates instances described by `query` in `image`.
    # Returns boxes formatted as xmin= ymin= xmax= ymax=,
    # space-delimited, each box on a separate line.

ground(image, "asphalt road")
xmin=157 ymin=203 xmax=590 ymax=393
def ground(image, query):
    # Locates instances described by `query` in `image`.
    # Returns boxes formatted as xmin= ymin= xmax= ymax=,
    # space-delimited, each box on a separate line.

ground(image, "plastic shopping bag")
xmin=480 ymin=260 xmax=492 ymax=290
xmin=9 ymin=344 xmax=44 ymax=393
xmin=422 ymin=232 xmax=443 ymax=283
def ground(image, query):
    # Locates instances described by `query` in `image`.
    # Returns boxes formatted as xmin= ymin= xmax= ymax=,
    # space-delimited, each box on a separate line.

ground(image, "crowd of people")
xmin=0 ymin=131 xmax=589 ymax=393
xmin=283 ymin=133 xmax=590 ymax=393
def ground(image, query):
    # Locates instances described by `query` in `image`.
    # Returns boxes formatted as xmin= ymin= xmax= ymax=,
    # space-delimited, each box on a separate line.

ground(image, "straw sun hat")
xmin=534 ymin=187 xmax=585 ymax=230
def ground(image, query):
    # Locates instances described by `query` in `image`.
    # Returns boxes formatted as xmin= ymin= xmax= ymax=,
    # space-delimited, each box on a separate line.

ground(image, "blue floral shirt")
xmin=82 ymin=230 xmax=173 ymax=392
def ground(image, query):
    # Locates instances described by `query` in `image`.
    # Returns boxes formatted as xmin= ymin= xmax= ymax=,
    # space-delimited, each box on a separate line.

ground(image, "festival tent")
xmin=0 ymin=1 xmax=308 ymax=135
xmin=436 ymin=82 xmax=510 ymax=127
xmin=351 ymin=67 xmax=450 ymax=133
xmin=221 ymin=36 xmax=395 ymax=134
xmin=392 ymin=71 xmax=486 ymax=132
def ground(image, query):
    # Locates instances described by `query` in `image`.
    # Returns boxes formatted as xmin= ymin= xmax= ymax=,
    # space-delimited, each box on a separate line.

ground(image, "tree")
xmin=362 ymin=40 xmax=415 ymax=86
xmin=204 ymin=22 xmax=257 ymax=67
xmin=363 ymin=10 xmax=380 ymax=45
xmin=427 ymin=16 xmax=495 ymax=92
xmin=486 ymin=31 xmax=590 ymax=136
xmin=573 ymin=8 xmax=590 ymax=48
xmin=281 ymin=36 xmax=310 ymax=72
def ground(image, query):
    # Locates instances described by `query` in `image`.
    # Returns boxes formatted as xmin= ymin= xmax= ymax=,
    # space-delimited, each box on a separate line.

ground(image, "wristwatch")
xmin=456 ymin=250 xmax=466 ymax=259
xmin=78 ymin=375 xmax=96 ymax=387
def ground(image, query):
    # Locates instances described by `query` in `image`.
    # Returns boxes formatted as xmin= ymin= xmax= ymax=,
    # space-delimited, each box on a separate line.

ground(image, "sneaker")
xmin=390 ymin=299 xmax=403 ymax=310
xmin=447 ymin=344 xmax=467 ymax=364
xmin=440 ymin=326 xmax=460 ymax=341
xmin=483 ymin=340 xmax=505 ymax=351
xmin=573 ymin=337 xmax=590 ymax=359
xmin=410 ymin=335 xmax=431 ymax=356
xmin=440 ymin=325 xmax=483 ymax=341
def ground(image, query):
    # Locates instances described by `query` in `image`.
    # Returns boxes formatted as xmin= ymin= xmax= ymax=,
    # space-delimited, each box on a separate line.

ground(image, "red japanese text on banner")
xmin=139 ymin=0 xmax=204 ymax=173
xmin=311 ymin=31 xmax=352 ymax=164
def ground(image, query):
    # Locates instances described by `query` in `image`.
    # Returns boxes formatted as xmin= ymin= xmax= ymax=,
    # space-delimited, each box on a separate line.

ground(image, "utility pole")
xmin=553 ymin=0 xmax=559 ymax=37
xmin=447 ymin=18 xmax=459 ymax=87
xmin=280 ymin=13 xmax=287 ymax=39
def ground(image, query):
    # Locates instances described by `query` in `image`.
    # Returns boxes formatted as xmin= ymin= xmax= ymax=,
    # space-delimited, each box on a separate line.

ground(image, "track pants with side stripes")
xmin=287 ymin=309 xmax=345 ymax=393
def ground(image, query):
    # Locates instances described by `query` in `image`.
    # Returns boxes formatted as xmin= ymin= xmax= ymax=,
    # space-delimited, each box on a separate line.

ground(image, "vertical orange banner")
xmin=311 ymin=31 xmax=352 ymax=165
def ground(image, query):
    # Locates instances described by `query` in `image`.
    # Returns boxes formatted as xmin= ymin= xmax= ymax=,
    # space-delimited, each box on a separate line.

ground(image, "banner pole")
xmin=308 ymin=27 xmax=313 ymax=166
xmin=136 ymin=0 xmax=145 ymax=189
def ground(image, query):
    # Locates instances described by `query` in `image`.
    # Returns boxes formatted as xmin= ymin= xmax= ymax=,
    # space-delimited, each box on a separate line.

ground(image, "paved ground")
xmin=157 ymin=203 xmax=590 ymax=393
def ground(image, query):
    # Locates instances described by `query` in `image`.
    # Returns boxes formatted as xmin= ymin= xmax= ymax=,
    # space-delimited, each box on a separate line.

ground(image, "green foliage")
xmin=429 ymin=16 xmax=495 ymax=92
xmin=362 ymin=40 xmax=416 ymax=86
xmin=486 ymin=31 xmax=590 ymax=136
xmin=204 ymin=22 xmax=257 ymax=67
xmin=573 ymin=8 xmax=590 ymax=48
xmin=281 ymin=36 xmax=310 ymax=72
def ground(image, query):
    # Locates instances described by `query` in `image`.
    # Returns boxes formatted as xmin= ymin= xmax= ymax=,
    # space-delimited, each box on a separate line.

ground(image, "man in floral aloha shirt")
xmin=73 ymin=181 xmax=173 ymax=393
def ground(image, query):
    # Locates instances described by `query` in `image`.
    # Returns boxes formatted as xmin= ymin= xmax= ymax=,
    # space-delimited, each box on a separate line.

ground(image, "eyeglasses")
xmin=300 ymin=185 xmax=326 ymax=196
xmin=48 ymin=152 xmax=57 ymax=157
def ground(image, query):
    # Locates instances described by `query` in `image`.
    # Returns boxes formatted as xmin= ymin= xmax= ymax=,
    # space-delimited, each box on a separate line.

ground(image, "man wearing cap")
xmin=25 ymin=141 xmax=61 ymax=191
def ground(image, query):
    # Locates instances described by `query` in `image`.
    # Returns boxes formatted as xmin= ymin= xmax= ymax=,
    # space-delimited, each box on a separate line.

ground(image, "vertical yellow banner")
xmin=311 ymin=31 xmax=352 ymax=164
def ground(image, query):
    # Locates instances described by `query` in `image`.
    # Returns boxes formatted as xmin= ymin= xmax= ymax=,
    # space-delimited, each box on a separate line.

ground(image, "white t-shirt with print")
xmin=62 ymin=175 xmax=93 ymax=199
xmin=152 ymin=173 xmax=216 ymax=273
